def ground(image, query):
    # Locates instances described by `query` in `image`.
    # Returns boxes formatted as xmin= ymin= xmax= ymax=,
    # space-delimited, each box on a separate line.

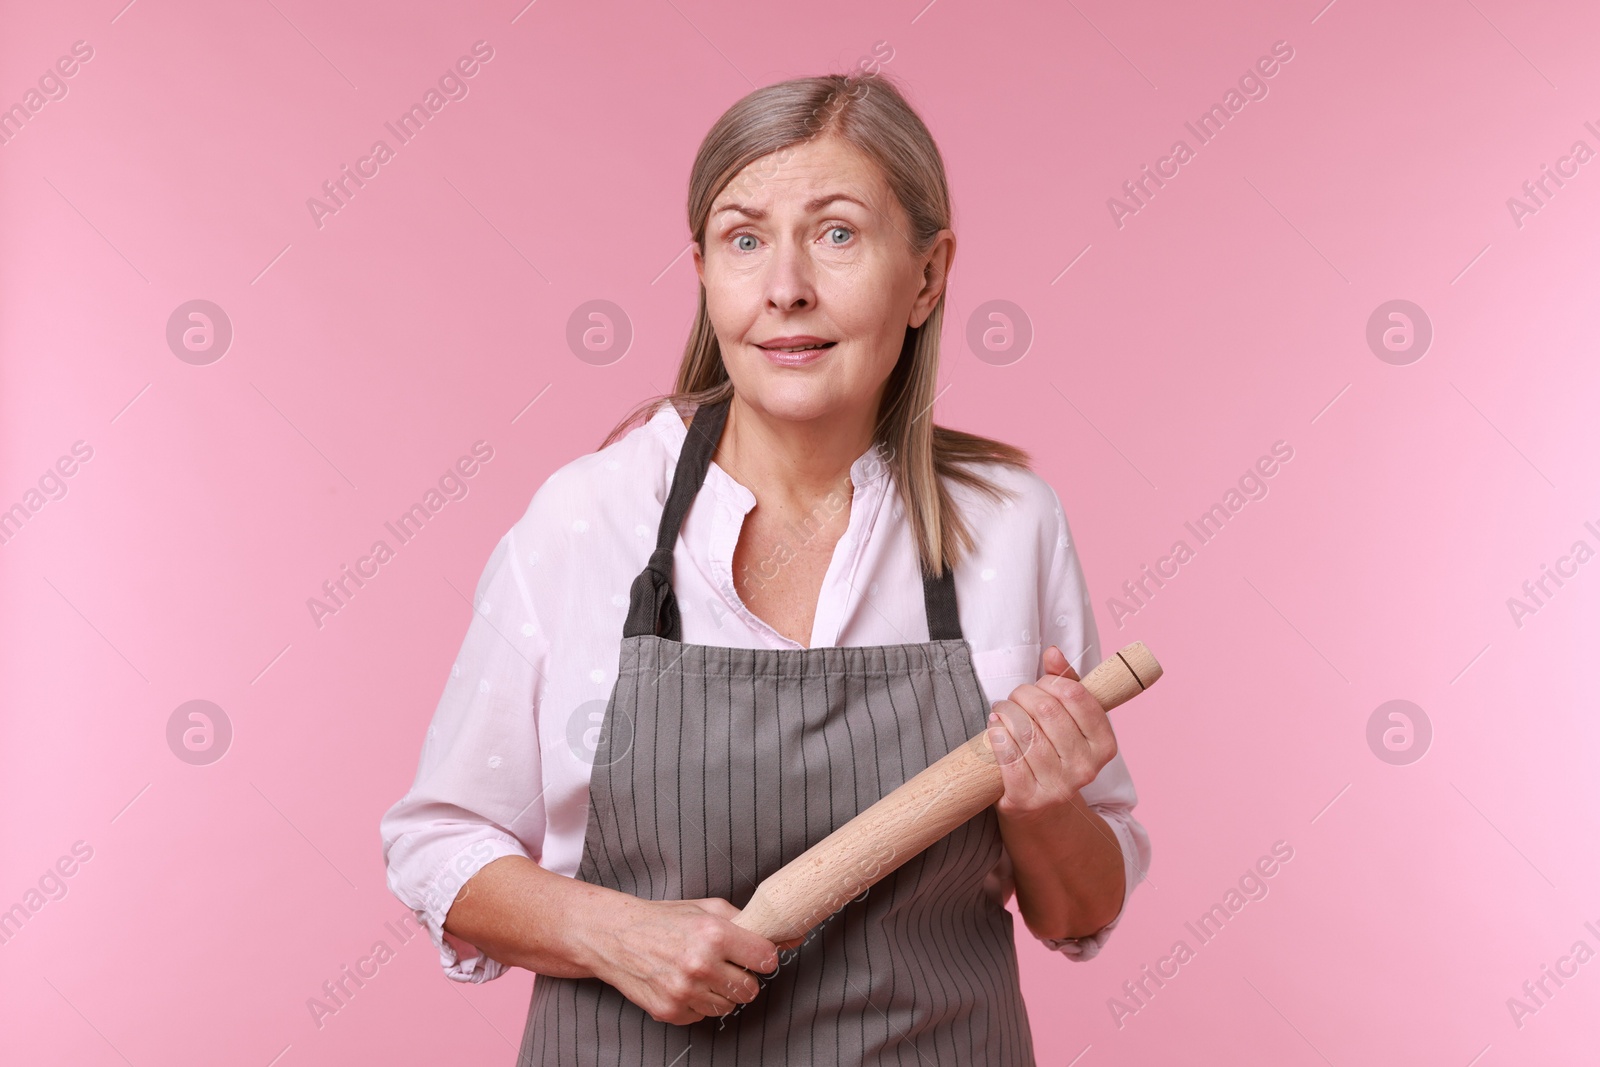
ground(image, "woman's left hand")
xmin=986 ymin=645 xmax=1118 ymax=821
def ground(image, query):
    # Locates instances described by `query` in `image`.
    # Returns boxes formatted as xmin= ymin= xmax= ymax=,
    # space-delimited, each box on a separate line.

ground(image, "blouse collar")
xmin=645 ymin=399 xmax=894 ymax=648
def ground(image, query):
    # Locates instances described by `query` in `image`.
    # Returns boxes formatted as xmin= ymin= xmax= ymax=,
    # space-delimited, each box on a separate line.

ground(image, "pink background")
xmin=3 ymin=0 xmax=1598 ymax=1063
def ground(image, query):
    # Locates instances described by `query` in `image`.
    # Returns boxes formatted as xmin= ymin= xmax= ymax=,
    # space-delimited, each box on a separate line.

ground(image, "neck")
xmin=715 ymin=394 xmax=876 ymax=504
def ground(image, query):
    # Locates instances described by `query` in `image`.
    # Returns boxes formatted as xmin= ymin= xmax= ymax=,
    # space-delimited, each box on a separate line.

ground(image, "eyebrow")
xmin=711 ymin=193 xmax=872 ymax=220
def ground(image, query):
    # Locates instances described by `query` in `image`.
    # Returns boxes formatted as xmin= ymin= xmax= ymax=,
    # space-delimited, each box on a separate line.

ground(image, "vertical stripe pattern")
xmin=518 ymin=637 xmax=1035 ymax=1066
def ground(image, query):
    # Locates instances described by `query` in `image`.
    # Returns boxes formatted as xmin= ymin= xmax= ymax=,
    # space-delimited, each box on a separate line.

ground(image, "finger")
xmin=1041 ymin=644 xmax=1080 ymax=681
xmin=997 ymin=684 xmax=1072 ymax=764
xmin=1034 ymin=673 xmax=1115 ymax=752
xmin=987 ymin=705 xmax=1042 ymax=799
xmin=692 ymin=897 xmax=742 ymax=920
xmin=695 ymin=990 xmax=739 ymax=1018
xmin=1001 ymin=680 xmax=1120 ymax=799
xmin=712 ymin=962 xmax=765 ymax=1004
xmin=992 ymin=691 xmax=1048 ymax=759
xmin=691 ymin=899 xmax=780 ymax=973
xmin=722 ymin=925 xmax=780 ymax=974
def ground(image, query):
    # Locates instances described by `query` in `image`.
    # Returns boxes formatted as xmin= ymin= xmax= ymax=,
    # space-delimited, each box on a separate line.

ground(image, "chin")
xmin=739 ymin=382 xmax=844 ymax=424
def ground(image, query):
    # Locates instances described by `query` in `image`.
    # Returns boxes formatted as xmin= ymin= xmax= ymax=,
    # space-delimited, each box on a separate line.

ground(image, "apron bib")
xmin=517 ymin=395 xmax=1035 ymax=1065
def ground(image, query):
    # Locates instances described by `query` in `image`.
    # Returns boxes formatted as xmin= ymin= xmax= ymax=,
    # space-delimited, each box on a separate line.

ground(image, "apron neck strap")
xmin=624 ymin=393 xmax=963 ymax=643
xmin=921 ymin=556 xmax=962 ymax=642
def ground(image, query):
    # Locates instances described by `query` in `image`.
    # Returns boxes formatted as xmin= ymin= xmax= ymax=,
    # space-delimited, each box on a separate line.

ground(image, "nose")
xmin=762 ymin=235 xmax=816 ymax=312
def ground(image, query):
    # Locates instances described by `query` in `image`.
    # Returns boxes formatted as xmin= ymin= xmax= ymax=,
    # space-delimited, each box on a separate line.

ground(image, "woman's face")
xmin=693 ymin=133 xmax=954 ymax=431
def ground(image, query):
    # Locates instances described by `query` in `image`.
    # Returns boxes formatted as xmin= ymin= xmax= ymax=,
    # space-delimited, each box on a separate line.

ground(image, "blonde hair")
xmin=602 ymin=70 xmax=1030 ymax=577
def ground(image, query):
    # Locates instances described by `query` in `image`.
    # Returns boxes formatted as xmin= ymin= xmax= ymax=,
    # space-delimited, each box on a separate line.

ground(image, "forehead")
xmin=714 ymin=135 xmax=889 ymax=211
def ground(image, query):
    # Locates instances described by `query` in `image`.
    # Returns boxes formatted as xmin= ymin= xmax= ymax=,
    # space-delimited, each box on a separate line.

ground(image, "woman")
xmin=380 ymin=71 xmax=1151 ymax=1065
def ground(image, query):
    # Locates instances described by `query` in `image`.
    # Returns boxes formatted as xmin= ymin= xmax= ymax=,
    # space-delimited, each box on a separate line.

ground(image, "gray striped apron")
xmin=518 ymin=395 xmax=1035 ymax=1066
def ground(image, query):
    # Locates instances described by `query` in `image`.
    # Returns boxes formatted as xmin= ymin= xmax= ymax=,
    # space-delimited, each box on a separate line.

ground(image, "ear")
xmin=908 ymin=229 xmax=955 ymax=329
xmin=692 ymin=242 xmax=705 ymax=286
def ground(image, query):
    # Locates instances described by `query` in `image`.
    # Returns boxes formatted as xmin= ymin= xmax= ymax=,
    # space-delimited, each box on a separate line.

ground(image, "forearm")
xmin=997 ymin=792 xmax=1125 ymax=940
xmin=443 ymin=855 xmax=618 ymax=978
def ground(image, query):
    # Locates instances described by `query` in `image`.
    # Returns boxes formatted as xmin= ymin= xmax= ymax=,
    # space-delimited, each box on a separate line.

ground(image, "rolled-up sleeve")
xmin=1031 ymin=486 xmax=1153 ymax=961
xmin=379 ymin=525 xmax=551 ymax=983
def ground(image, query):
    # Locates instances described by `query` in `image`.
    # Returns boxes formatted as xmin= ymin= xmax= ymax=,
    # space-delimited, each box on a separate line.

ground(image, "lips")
xmin=755 ymin=336 xmax=836 ymax=367
xmin=756 ymin=340 xmax=834 ymax=368
xmin=757 ymin=336 xmax=836 ymax=353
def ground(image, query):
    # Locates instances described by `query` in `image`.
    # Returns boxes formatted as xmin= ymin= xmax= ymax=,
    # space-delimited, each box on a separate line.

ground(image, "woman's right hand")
xmin=580 ymin=893 xmax=782 ymax=1025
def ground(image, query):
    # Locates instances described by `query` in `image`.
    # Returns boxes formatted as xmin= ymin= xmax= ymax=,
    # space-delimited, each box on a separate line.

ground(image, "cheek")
xmin=822 ymin=270 xmax=898 ymax=338
xmin=701 ymin=281 xmax=754 ymax=337
xmin=827 ymin=266 xmax=899 ymax=327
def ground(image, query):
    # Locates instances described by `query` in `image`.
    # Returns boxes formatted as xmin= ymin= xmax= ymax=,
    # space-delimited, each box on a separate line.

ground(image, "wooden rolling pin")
xmin=733 ymin=641 xmax=1162 ymax=945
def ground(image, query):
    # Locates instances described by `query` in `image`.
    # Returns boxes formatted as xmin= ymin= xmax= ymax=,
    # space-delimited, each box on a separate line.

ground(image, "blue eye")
xmin=827 ymin=226 xmax=853 ymax=245
xmin=734 ymin=234 xmax=758 ymax=251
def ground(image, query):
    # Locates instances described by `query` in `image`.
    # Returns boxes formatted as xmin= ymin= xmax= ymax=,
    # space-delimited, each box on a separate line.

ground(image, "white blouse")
xmin=379 ymin=401 xmax=1151 ymax=983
